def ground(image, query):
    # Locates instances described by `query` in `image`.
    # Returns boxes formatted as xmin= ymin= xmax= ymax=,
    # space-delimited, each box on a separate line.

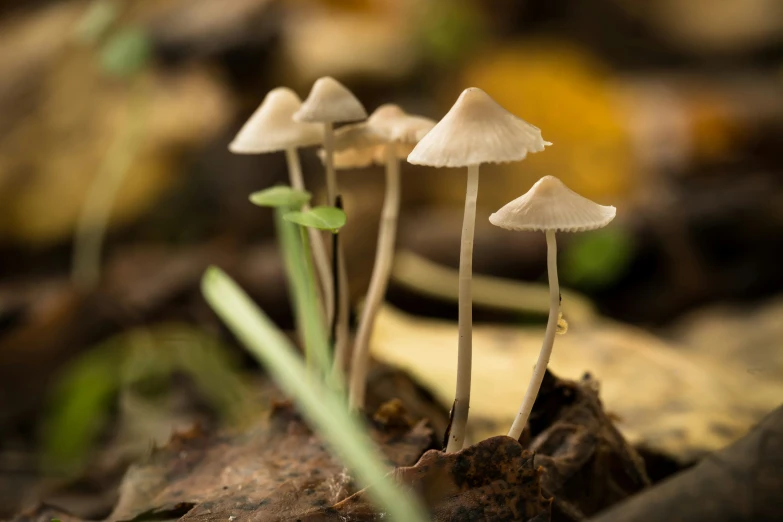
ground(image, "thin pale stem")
xmin=349 ymin=145 xmax=400 ymax=411
xmin=285 ymin=147 xmax=334 ymax=326
xmin=508 ymin=229 xmax=560 ymax=441
xmin=322 ymin=123 xmax=337 ymax=203
xmin=446 ymin=164 xmax=479 ymax=453
xmin=322 ymin=123 xmax=350 ymax=382
xmin=333 ymin=214 xmax=351 ymax=380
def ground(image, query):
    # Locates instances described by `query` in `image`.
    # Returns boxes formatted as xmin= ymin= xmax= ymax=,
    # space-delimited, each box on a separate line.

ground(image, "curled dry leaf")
xmin=526 ymin=371 xmax=650 ymax=520
xmin=109 ymin=400 xmax=433 ymax=521
xmin=370 ymin=305 xmax=783 ymax=462
xmin=302 ymin=435 xmax=552 ymax=522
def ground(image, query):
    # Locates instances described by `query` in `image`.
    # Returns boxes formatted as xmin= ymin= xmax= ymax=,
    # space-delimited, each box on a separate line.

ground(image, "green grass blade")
xmin=201 ymin=267 xmax=427 ymax=522
xmin=275 ymin=207 xmax=331 ymax=381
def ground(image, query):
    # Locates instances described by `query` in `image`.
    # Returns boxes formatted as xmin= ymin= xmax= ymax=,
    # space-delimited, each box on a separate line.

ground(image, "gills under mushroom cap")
xmin=294 ymin=76 xmax=368 ymax=124
xmin=229 ymin=87 xmax=323 ymax=154
xmin=407 ymin=87 xmax=551 ymax=168
xmin=489 ymin=175 xmax=616 ymax=232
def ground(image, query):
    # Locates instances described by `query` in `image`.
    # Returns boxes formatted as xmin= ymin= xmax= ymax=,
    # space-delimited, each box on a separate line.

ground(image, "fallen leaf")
xmin=369 ymin=305 xmax=783 ymax=462
xmin=109 ymin=400 xmax=433 ymax=520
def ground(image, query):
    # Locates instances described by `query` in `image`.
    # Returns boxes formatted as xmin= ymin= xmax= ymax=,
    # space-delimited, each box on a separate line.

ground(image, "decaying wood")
xmin=588 ymin=403 xmax=783 ymax=522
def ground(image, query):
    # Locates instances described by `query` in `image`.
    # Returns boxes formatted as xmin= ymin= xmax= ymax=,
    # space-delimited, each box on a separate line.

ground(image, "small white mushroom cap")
xmin=328 ymin=104 xmax=436 ymax=169
xmin=407 ymin=87 xmax=551 ymax=168
xmin=294 ymin=76 xmax=368 ymax=124
xmin=489 ymin=175 xmax=616 ymax=232
xmin=228 ymin=87 xmax=323 ymax=154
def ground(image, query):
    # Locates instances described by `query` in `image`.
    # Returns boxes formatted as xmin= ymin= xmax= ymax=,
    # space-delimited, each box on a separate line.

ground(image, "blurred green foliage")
xmin=41 ymin=325 xmax=256 ymax=475
xmin=74 ymin=0 xmax=120 ymax=44
xmin=418 ymin=0 xmax=487 ymax=65
xmin=562 ymin=227 xmax=635 ymax=289
xmin=100 ymin=26 xmax=152 ymax=78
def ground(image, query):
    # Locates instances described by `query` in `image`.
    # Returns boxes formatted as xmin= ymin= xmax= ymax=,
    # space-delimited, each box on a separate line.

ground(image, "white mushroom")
xmin=327 ymin=104 xmax=435 ymax=411
xmin=407 ymin=87 xmax=550 ymax=452
xmin=489 ymin=175 xmax=616 ymax=441
xmin=229 ymin=87 xmax=333 ymax=324
xmin=294 ymin=77 xmax=367 ymax=381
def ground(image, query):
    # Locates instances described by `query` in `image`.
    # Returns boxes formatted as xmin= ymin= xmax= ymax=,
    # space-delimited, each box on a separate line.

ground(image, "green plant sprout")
xmin=407 ymin=87 xmax=550 ymax=452
xmin=489 ymin=175 xmax=615 ymax=441
xmin=201 ymin=267 xmax=428 ymax=522
xmin=230 ymin=88 xmax=333 ymax=324
xmin=249 ymin=186 xmax=332 ymax=381
xmin=284 ymin=206 xmax=347 ymax=234
xmin=249 ymin=185 xmax=313 ymax=208
xmin=284 ymin=204 xmax=348 ymax=383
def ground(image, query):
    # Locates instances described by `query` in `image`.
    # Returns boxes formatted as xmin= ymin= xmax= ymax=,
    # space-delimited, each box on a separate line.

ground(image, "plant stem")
xmin=323 ymin=123 xmax=351 ymax=380
xmin=285 ymin=147 xmax=333 ymax=324
xmin=508 ymin=229 xmax=560 ymax=441
xmin=71 ymin=79 xmax=147 ymax=289
xmin=446 ymin=164 xmax=479 ymax=453
xmin=349 ymin=144 xmax=400 ymax=411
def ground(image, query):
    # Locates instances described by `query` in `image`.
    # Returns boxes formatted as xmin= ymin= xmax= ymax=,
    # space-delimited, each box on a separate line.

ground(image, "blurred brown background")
xmin=0 ymin=0 xmax=782 ymax=517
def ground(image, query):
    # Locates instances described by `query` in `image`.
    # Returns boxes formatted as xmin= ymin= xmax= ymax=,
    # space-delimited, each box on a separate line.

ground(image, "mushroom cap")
xmin=368 ymin=104 xmax=435 ymax=144
xmin=407 ymin=87 xmax=551 ymax=168
xmin=293 ymin=76 xmax=367 ymax=124
xmin=329 ymin=104 xmax=436 ymax=169
xmin=489 ymin=175 xmax=616 ymax=232
xmin=228 ymin=87 xmax=323 ymax=154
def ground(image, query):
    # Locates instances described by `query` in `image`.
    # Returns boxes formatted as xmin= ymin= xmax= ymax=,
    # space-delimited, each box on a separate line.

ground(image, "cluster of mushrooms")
xmin=230 ymin=77 xmax=616 ymax=453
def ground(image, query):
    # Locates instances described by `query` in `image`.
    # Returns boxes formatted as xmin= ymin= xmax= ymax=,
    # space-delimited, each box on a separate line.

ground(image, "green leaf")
xmin=249 ymin=186 xmax=312 ymax=208
xmin=201 ymin=267 xmax=427 ymax=522
xmin=100 ymin=26 xmax=151 ymax=78
xmin=562 ymin=227 xmax=634 ymax=289
xmin=284 ymin=207 xmax=346 ymax=233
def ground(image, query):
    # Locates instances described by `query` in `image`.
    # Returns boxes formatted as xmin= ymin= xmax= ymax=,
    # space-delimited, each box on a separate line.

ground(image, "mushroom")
xmin=229 ymin=87 xmax=334 ymax=323
xmin=325 ymin=104 xmax=435 ymax=410
xmin=294 ymin=77 xmax=367 ymax=381
xmin=407 ymin=87 xmax=550 ymax=452
xmin=489 ymin=175 xmax=616 ymax=441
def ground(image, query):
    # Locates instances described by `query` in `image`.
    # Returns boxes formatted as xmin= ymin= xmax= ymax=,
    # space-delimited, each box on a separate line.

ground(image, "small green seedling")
xmin=284 ymin=206 xmax=347 ymax=234
xmin=249 ymin=186 xmax=312 ymax=208
xmin=201 ymin=267 xmax=427 ymax=522
xmin=250 ymin=186 xmax=330 ymax=380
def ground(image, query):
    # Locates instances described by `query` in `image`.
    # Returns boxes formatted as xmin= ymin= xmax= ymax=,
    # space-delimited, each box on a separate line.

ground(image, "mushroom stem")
xmin=322 ymin=123 xmax=351 ymax=381
xmin=508 ymin=229 xmax=560 ymax=441
xmin=447 ymin=164 xmax=479 ymax=453
xmin=348 ymin=144 xmax=400 ymax=410
xmin=322 ymin=123 xmax=338 ymax=203
xmin=285 ymin=147 xmax=334 ymax=326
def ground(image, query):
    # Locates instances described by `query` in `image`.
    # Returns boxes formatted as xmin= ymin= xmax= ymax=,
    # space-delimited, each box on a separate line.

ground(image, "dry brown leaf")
xmin=526 ymin=371 xmax=650 ymax=519
xmin=370 ymin=305 xmax=783 ymax=462
xmin=110 ymin=400 xmax=433 ymax=520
